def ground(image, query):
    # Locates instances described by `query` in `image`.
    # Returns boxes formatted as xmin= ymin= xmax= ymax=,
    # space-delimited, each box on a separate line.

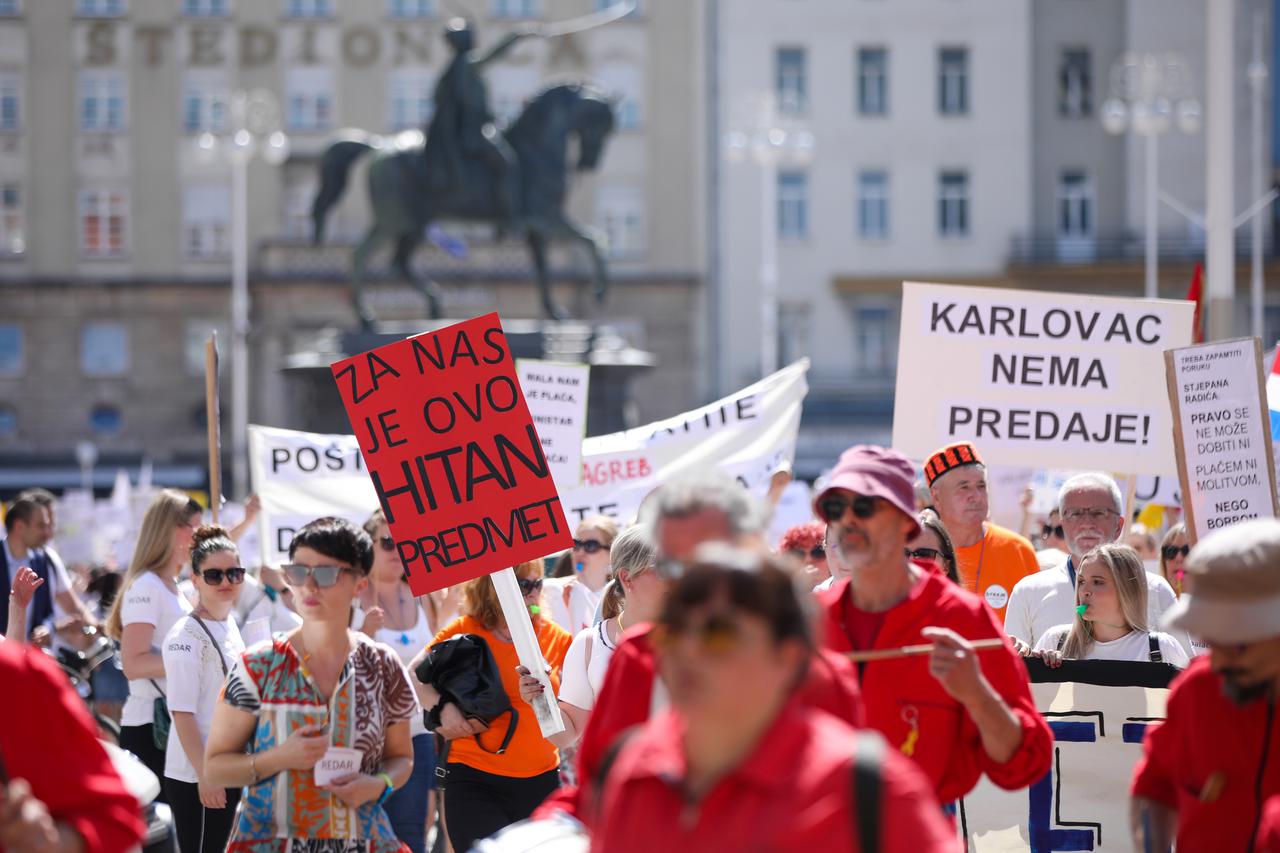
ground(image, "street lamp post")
xmin=725 ymin=97 xmax=813 ymax=378
xmin=195 ymin=90 xmax=289 ymax=499
xmin=1248 ymin=16 xmax=1268 ymax=340
xmin=1101 ymin=53 xmax=1201 ymax=300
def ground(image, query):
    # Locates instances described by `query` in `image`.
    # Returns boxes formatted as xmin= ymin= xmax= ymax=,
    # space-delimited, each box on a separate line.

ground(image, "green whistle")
xmin=529 ymin=604 xmax=541 ymax=615
xmin=1076 ymin=604 xmax=1088 ymax=616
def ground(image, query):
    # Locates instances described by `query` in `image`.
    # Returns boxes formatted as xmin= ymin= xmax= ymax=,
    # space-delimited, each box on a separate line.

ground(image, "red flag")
xmin=1186 ymin=262 xmax=1204 ymax=343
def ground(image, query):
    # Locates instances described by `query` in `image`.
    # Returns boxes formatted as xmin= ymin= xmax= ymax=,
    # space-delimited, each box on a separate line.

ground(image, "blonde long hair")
xmin=1062 ymin=543 xmax=1149 ymax=659
xmin=105 ymin=489 xmax=202 ymax=640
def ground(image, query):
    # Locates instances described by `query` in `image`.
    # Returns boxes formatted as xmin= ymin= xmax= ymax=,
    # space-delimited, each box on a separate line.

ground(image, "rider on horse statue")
xmin=425 ymin=18 xmax=533 ymax=231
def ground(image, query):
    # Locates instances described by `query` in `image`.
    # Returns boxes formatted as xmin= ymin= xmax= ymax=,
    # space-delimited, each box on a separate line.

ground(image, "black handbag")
xmin=416 ymin=634 xmax=518 ymax=755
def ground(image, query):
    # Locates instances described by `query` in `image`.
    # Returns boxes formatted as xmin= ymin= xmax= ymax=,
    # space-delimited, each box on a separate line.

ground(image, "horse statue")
xmin=311 ymin=83 xmax=617 ymax=329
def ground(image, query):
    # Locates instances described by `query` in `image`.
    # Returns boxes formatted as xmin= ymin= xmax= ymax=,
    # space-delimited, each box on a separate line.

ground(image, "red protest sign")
xmin=330 ymin=313 xmax=572 ymax=596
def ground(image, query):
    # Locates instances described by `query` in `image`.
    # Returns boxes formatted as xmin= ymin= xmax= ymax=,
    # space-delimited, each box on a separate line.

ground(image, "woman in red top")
xmin=593 ymin=546 xmax=955 ymax=853
xmin=413 ymin=560 xmax=572 ymax=852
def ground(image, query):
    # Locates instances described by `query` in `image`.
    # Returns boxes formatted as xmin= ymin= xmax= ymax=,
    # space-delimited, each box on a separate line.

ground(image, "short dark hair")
xmin=918 ymin=509 xmax=959 ymax=585
xmin=289 ymin=516 xmax=374 ymax=575
xmin=16 ymin=488 xmax=55 ymax=508
xmin=4 ymin=496 xmax=42 ymax=534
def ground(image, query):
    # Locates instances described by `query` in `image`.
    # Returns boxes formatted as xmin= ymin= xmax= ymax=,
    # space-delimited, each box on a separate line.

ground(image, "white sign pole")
xmin=491 ymin=567 xmax=565 ymax=738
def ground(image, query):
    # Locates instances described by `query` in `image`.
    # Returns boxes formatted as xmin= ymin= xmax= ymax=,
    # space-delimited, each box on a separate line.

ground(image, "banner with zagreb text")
xmin=893 ymin=282 xmax=1195 ymax=475
xmin=249 ymin=360 xmax=809 ymax=566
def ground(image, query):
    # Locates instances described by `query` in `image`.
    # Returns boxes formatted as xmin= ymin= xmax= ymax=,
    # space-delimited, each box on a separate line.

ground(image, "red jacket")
xmin=0 ymin=642 xmax=144 ymax=853
xmin=535 ymin=623 xmax=866 ymax=822
xmin=592 ymin=699 xmax=957 ymax=853
xmin=818 ymin=572 xmax=1052 ymax=804
xmin=1131 ymin=656 xmax=1280 ymax=851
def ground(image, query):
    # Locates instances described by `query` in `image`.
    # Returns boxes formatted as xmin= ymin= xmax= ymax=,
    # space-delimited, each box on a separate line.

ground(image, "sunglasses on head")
xmin=572 ymin=539 xmax=606 ymax=554
xmin=905 ymin=547 xmax=942 ymax=562
xmin=817 ymin=494 xmax=882 ymax=523
xmin=281 ymin=563 xmax=357 ymax=588
xmin=654 ymin=612 xmax=742 ymax=655
xmin=198 ymin=567 xmax=246 ymax=585
xmin=1162 ymin=544 xmax=1191 ymax=561
xmin=1041 ymin=524 xmax=1064 ymax=540
xmin=517 ymin=577 xmax=544 ymax=595
xmin=379 ymin=536 xmax=396 ymax=552
xmin=788 ymin=546 xmax=827 ymax=562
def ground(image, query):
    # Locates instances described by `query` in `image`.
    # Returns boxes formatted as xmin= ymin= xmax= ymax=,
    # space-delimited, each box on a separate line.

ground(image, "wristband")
xmin=375 ymin=772 xmax=395 ymax=805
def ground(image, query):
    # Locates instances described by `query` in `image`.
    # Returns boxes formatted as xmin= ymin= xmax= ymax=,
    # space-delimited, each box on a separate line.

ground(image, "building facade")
xmin=0 ymin=0 xmax=708 ymax=494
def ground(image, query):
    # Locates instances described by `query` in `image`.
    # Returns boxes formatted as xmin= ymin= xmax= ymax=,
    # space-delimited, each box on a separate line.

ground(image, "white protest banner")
xmin=249 ymin=361 xmax=809 ymax=562
xmin=517 ymin=359 xmax=590 ymax=491
xmin=1165 ymin=337 xmax=1280 ymax=542
xmin=963 ymin=661 xmax=1174 ymax=851
xmin=894 ymin=282 xmax=1195 ymax=475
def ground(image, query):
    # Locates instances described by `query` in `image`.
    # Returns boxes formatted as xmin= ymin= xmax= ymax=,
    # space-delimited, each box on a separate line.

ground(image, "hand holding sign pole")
xmin=330 ymin=313 xmax=571 ymax=736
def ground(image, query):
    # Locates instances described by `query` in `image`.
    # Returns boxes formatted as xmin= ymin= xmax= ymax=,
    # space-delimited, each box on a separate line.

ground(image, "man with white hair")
xmin=1004 ymin=472 xmax=1185 ymax=653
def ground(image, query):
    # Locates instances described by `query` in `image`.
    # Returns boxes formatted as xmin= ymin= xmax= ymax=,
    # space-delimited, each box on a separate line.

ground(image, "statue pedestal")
xmin=279 ymin=320 xmax=654 ymax=437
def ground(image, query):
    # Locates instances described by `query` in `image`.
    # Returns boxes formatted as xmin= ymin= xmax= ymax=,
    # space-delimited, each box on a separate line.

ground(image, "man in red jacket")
xmin=0 ymin=641 xmax=144 ymax=853
xmin=815 ymin=444 xmax=1052 ymax=805
xmin=533 ymin=469 xmax=865 ymax=824
xmin=1130 ymin=518 xmax=1280 ymax=851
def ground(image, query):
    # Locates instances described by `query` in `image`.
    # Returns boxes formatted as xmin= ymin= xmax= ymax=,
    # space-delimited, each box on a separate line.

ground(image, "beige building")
xmin=0 ymin=0 xmax=708 ymax=495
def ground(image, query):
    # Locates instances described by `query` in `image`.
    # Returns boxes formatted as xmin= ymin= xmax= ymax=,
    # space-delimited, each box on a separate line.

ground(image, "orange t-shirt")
xmin=953 ymin=522 xmax=1038 ymax=622
xmin=430 ymin=614 xmax=573 ymax=778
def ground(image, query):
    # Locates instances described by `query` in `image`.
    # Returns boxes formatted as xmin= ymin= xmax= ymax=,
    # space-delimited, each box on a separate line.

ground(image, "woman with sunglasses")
xmin=591 ymin=545 xmax=954 ymax=852
xmin=357 ymin=509 xmax=449 ymax=853
xmin=204 ymin=517 xmax=419 ymax=853
xmin=543 ymin=516 xmax=618 ymax=635
xmin=1158 ymin=523 xmax=1191 ymax=596
xmin=160 ymin=524 xmax=247 ymax=853
xmin=777 ymin=521 xmax=829 ymax=585
xmin=105 ymin=489 xmax=202 ymax=795
xmin=414 ymin=560 xmax=573 ymax=853
xmin=907 ymin=509 xmax=959 ymax=584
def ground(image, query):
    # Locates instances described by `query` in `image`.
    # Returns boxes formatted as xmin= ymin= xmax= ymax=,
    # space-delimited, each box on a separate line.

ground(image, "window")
xmin=81 ymin=323 xmax=129 ymax=376
xmin=0 ymin=2 xmax=21 ymax=17
xmin=0 ymin=72 xmax=19 ymax=131
xmin=182 ymin=71 xmax=228 ymax=134
xmin=778 ymin=303 xmax=810 ymax=367
xmin=0 ymin=185 xmax=24 ymax=255
xmin=1059 ymin=49 xmax=1092 ymax=117
xmin=79 ymin=72 xmax=126 ymax=132
xmin=182 ymin=0 xmax=227 ymax=15
xmin=595 ymin=62 xmax=643 ymax=130
xmin=0 ymin=405 xmax=14 ymax=437
xmin=1057 ymin=170 xmax=1093 ymax=238
xmin=89 ymin=405 xmax=122 ymax=435
xmin=182 ymin=185 xmax=231 ymax=259
xmin=854 ymin=304 xmax=897 ymax=377
xmin=487 ymin=64 xmax=538 ymax=125
xmin=857 ymin=47 xmax=888 ymax=116
xmin=775 ymin=47 xmax=807 ymax=114
xmin=596 ymin=186 xmax=646 ymax=259
xmin=491 ymin=0 xmax=537 ymax=17
xmin=285 ymin=67 xmax=334 ymax=132
xmin=0 ymin=324 xmax=21 ymax=374
xmin=938 ymin=47 xmax=969 ymax=115
xmin=75 ymin=0 xmax=125 ymax=15
xmin=284 ymin=0 xmax=331 ymax=17
xmin=387 ymin=0 xmax=433 ymax=17
xmin=778 ymin=170 xmax=808 ymax=239
xmin=938 ymin=171 xmax=969 ymax=237
xmin=389 ymin=69 xmax=433 ymax=131
xmin=857 ymin=170 xmax=889 ymax=239
xmin=184 ymin=320 xmax=230 ymax=375
xmin=79 ymin=189 xmax=128 ymax=257
xmin=283 ymin=173 xmax=320 ymax=239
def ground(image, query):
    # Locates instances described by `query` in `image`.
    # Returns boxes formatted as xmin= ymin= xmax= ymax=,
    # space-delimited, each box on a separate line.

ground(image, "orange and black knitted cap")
xmin=924 ymin=441 xmax=984 ymax=487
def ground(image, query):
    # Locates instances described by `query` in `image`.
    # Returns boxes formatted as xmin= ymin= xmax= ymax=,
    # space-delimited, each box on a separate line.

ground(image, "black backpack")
xmin=416 ymin=634 xmax=519 ymax=755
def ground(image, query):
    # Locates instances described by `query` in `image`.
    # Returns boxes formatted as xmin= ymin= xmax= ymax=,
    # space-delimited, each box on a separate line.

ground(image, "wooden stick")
xmin=845 ymin=637 xmax=1006 ymax=663
xmin=1120 ymin=473 xmax=1138 ymax=540
xmin=205 ymin=333 xmax=222 ymax=525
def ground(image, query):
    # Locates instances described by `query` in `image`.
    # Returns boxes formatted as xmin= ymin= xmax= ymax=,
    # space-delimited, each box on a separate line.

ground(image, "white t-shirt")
xmin=1033 ymin=624 xmax=1191 ymax=668
xmin=543 ymin=577 xmax=603 ymax=636
xmin=559 ymin=620 xmax=617 ymax=712
xmin=1004 ymin=558 xmax=1195 ymax=654
xmin=162 ymin=614 xmax=245 ymax=783
xmin=120 ymin=572 xmax=194 ymax=727
xmin=374 ymin=602 xmax=435 ymax=738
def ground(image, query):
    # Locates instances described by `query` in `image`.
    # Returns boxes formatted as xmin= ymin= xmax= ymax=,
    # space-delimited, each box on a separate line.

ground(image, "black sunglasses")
xmin=788 ymin=547 xmax=827 ymax=562
xmin=198 ymin=567 xmax=246 ymax=585
xmin=281 ymin=563 xmax=357 ymax=588
xmin=906 ymin=548 xmax=942 ymax=562
xmin=1162 ymin=544 xmax=1191 ymax=561
xmin=572 ymin=539 xmax=607 ymax=554
xmin=1041 ymin=524 xmax=1064 ymax=540
xmin=517 ymin=577 xmax=544 ymax=595
xmin=379 ymin=536 xmax=396 ymax=552
xmin=817 ymin=494 xmax=882 ymax=523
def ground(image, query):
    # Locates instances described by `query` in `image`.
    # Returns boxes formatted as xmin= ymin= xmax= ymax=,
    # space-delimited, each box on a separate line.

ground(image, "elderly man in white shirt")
xmin=1005 ymin=472 xmax=1192 ymax=656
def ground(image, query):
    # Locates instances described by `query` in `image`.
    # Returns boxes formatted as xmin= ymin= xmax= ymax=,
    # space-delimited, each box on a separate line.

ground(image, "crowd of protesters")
xmin=1 ymin=435 xmax=1277 ymax=853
